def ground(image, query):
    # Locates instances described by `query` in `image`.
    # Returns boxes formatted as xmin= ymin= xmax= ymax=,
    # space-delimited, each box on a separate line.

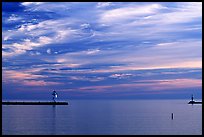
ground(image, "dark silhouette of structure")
xmin=188 ymin=94 xmax=202 ymax=104
xmin=2 ymin=90 xmax=68 ymax=105
xmin=171 ymin=113 xmax=174 ymax=120
xmin=52 ymin=90 xmax=58 ymax=102
xmin=2 ymin=101 xmax=68 ymax=105
xmin=191 ymin=94 xmax=194 ymax=102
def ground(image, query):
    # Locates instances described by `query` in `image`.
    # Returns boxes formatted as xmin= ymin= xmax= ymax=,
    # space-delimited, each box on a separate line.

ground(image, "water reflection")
xmin=2 ymin=100 xmax=202 ymax=135
xmin=51 ymin=105 xmax=56 ymax=135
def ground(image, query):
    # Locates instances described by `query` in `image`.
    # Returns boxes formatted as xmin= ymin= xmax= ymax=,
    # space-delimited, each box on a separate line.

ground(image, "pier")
xmin=2 ymin=90 xmax=68 ymax=105
xmin=188 ymin=101 xmax=202 ymax=104
xmin=2 ymin=101 xmax=68 ymax=105
xmin=188 ymin=94 xmax=202 ymax=104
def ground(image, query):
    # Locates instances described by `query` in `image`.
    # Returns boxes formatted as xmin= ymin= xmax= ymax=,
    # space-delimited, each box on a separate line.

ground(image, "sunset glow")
xmin=2 ymin=2 xmax=202 ymax=99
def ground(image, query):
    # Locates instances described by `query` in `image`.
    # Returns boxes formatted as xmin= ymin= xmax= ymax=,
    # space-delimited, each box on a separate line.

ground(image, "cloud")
xmin=2 ymin=36 xmax=52 ymax=57
xmin=46 ymin=48 xmax=51 ymax=54
xmin=86 ymin=49 xmax=100 ymax=55
xmin=2 ymin=18 xmax=80 ymax=58
xmin=76 ymin=78 xmax=202 ymax=93
xmin=100 ymin=3 xmax=165 ymax=23
xmin=6 ymin=17 xmax=80 ymax=44
xmin=91 ymin=60 xmax=202 ymax=74
xmin=130 ymin=2 xmax=202 ymax=26
xmin=80 ymin=23 xmax=91 ymax=29
xmin=100 ymin=2 xmax=201 ymax=25
xmin=96 ymin=2 xmax=112 ymax=8
xmin=21 ymin=2 xmax=44 ymax=6
xmin=22 ymin=80 xmax=62 ymax=86
xmin=30 ymin=51 xmax=41 ymax=56
xmin=146 ymin=78 xmax=202 ymax=91
xmin=21 ymin=2 xmax=72 ymax=12
xmin=3 ymin=36 xmax=10 ymax=41
xmin=2 ymin=69 xmax=62 ymax=87
xmin=94 ymin=2 xmax=202 ymax=43
xmin=109 ymin=73 xmax=133 ymax=79
xmin=51 ymin=39 xmax=201 ymax=74
xmin=3 ymin=70 xmax=44 ymax=81
xmin=69 ymin=76 xmax=105 ymax=82
xmin=2 ymin=2 xmax=202 ymax=99
xmin=7 ymin=14 xmax=22 ymax=22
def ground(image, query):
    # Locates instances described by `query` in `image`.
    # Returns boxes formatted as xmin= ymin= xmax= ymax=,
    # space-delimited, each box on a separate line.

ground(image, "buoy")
xmin=171 ymin=113 xmax=174 ymax=120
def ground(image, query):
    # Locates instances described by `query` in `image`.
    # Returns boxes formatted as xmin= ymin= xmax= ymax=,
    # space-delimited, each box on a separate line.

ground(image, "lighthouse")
xmin=52 ymin=90 xmax=58 ymax=102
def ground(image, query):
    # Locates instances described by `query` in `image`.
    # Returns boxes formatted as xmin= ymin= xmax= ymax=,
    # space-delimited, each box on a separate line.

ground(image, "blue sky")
xmin=2 ymin=2 xmax=202 ymax=100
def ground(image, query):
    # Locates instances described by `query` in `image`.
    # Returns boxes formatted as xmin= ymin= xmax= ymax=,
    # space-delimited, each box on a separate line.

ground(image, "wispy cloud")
xmin=99 ymin=3 xmax=165 ymax=23
xmin=75 ymin=78 xmax=202 ymax=93
xmin=7 ymin=14 xmax=22 ymax=22
xmin=49 ymin=39 xmax=201 ymax=74
xmin=2 ymin=2 xmax=202 ymax=99
xmin=21 ymin=2 xmax=45 ymax=6
xmin=129 ymin=2 xmax=202 ymax=26
xmin=109 ymin=73 xmax=134 ymax=79
xmin=22 ymin=80 xmax=62 ymax=86
xmin=2 ymin=69 xmax=62 ymax=86
xmin=2 ymin=36 xmax=52 ymax=57
xmin=96 ymin=2 xmax=112 ymax=8
xmin=69 ymin=76 xmax=105 ymax=82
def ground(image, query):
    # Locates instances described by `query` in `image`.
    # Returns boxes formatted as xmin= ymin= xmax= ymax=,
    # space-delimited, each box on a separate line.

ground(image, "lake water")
xmin=2 ymin=99 xmax=202 ymax=135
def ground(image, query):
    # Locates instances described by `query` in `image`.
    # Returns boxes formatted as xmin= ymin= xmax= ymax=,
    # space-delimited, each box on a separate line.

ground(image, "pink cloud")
xmin=148 ymin=78 xmax=202 ymax=90
xmin=3 ymin=70 xmax=44 ymax=80
xmin=75 ymin=78 xmax=202 ymax=93
xmin=22 ymin=80 xmax=62 ymax=86
xmin=2 ymin=70 xmax=62 ymax=86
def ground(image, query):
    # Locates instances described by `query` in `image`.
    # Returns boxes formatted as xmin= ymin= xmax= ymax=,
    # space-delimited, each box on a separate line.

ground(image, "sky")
xmin=2 ymin=2 xmax=202 ymax=100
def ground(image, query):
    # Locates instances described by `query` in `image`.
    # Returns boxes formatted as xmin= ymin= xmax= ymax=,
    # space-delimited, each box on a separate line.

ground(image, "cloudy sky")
xmin=2 ymin=2 xmax=202 ymax=100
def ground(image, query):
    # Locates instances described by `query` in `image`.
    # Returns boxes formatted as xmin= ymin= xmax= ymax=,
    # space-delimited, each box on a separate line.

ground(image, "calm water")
xmin=2 ymin=100 xmax=202 ymax=135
